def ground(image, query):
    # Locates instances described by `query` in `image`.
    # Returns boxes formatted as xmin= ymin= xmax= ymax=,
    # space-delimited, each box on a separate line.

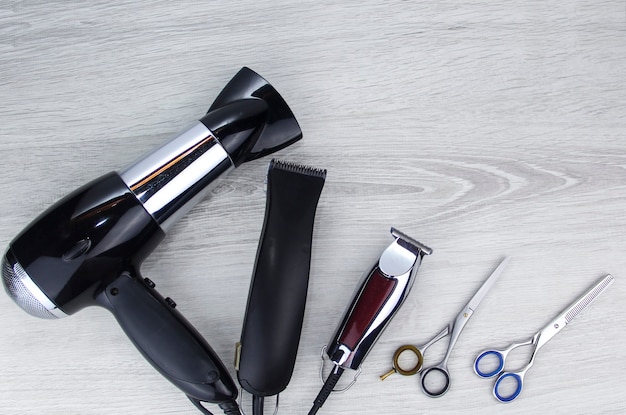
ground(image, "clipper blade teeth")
xmin=391 ymin=227 xmax=433 ymax=256
xmin=270 ymin=159 xmax=327 ymax=179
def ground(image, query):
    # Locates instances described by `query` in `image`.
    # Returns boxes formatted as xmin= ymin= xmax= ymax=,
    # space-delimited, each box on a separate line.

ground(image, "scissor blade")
xmin=533 ymin=274 xmax=614 ymax=352
xmin=563 ymin=274 xmax=614 ymax=324
xmin=467 ymin=257 xmax=510 ymax=312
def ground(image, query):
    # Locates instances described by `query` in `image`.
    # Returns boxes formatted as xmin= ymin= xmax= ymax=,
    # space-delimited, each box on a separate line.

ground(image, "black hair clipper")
xmin=308 ymin=228 xmax=432 ymax=414
xmin=236 ymin=160 xmax=326 ymax=415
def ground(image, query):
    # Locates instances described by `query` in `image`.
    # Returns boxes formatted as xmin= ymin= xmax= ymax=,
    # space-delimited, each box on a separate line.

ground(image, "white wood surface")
xmin=1 ymin=1 xmax=625 ymax=414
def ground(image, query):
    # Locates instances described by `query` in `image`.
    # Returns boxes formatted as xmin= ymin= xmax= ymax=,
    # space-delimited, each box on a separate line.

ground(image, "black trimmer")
xmin=2 ymin=68 xmax=302 ymax=415
xmin=236 ymin=159 xmax=327 ymax=415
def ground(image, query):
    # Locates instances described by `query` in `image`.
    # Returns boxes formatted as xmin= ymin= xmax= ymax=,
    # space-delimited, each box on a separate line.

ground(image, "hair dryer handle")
xmin=96 ymin=271 xmax=238 ymax=405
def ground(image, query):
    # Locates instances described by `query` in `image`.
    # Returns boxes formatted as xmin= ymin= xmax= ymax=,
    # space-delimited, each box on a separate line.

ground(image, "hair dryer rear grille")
xmin=2 ymin=256 xmax=57 ymax=319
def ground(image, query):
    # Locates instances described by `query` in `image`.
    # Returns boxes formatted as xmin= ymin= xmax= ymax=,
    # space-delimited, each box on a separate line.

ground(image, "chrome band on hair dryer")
xmin=2 ymin=67 xmax=302 ymax=415
xmin=121 ymin=66 xmax=302 ymax=232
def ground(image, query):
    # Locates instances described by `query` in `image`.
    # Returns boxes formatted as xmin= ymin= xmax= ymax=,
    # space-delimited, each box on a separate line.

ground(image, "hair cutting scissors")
xmin=380 ymin=257 xmax=510 ymax=398
xmin=474 ymin=274 xmax=614 ymax=403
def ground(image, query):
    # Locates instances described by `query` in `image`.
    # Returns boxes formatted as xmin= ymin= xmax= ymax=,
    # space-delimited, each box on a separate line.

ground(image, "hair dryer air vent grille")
xmin=2 ymin=256 xmax=57 ymax=319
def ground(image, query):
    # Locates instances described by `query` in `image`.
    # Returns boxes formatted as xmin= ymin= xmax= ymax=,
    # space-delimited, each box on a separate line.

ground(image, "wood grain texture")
xmin=1 ymin=1 xmax=625 ymax=414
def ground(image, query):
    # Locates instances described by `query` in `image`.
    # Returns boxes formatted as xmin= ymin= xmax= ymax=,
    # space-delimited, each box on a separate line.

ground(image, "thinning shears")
xmin=474 ymin=274 xmax=614 ymax=403
xmin=380 ymin=257 xmax=510 ymax=398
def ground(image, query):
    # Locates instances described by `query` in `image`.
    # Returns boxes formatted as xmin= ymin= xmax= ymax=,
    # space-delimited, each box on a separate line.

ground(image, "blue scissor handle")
xmin=474 ymin=350 xmax=504 ymax=378
xmin=493 ymin=372 xmax=523 ymax=403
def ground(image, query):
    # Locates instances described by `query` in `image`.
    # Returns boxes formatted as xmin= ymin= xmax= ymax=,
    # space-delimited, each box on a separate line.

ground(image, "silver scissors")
xmin=474 ymin=274 xmax=614 ymax=403
xmin=380 ymin=257 xmax=510 ymax=398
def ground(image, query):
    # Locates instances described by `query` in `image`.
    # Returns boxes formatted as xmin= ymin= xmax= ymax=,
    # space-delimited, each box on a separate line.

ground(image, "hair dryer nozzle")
xmin=200 ymin=67 xmax=302 ymax=166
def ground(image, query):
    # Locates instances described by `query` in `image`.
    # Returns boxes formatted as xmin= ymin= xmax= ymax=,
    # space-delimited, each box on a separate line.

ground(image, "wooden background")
xmin=1 ymin=1 xmax=625 ymax=414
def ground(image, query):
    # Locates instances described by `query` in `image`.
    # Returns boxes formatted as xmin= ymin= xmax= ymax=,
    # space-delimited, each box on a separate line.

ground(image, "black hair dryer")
xmin=1 ymin=67 xmax=302 ymax=415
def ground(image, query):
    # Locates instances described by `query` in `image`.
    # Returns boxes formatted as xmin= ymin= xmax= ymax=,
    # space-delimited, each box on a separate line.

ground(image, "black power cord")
xmin=252 ymin=395 xmax=264 ymax=415
xmin=219 ymin=401 xmax=243 ymax=415
xmin=188 ymin=397 xmax=242 ymax=415
xmin=308 ymin=367 xmax=345 ymax=415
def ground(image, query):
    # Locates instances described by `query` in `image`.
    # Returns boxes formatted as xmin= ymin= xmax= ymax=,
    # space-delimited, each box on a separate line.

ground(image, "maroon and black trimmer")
xmin=308 ymin=228 xmax=432 ymax=414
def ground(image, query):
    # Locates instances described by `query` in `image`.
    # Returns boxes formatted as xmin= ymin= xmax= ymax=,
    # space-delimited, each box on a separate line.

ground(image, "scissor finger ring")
xmin=392 ymin=344 xmax=423 ymax=376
